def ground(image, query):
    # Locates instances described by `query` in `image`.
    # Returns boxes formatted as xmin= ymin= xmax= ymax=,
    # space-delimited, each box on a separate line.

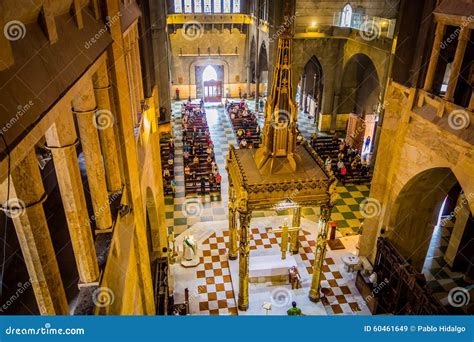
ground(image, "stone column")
xmin=290 ymin=206 xmax=301 ymax=254
xmin=73 ymin=79 xmax=113 ymax=231
xmin=237 ymin=211 xmax=252 ymax=311
xmin=309 ymin=206 xmax=331 ymax=302
xmin=445 ymin=27 xmax=470 ymax=102
xmin=228 ymin=187 xmax=238 ymax=260
xmin=132 ymin=26 xmax=144 ymax=104
xmin=104 ymin=0 xmax=155 ymax=315
xmin=124 ymin=35 xmax=137 ymax=125
xmin=2 ymin=151 xmax=68 ymax=315
xmin=423 ymin=22 xmax=446 ymax=92
xmin=45 ymin=108 xmax=99 ymax=284
xmin=93 ymin=61 xmax=122 ymax=194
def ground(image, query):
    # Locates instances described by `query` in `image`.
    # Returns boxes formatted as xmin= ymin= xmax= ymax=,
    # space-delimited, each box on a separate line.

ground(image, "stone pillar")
xmin=124 ymin=34 xmax=137 ymax=125
xmin=290 ymin=206 xmax=301 ymax=254
xmin=132 ymin=26 xmax=144 ymax=104
xmin=73 ymin=79 xmax=113 ymax=231
xmin=45 ymin=108 xmax=99 ymax=284
xmin=237 ymin=211 xmax=251 ymax=311
xmin=445 ymin=27 xmax=470 ymax=102
xmin=93 ymin=61 xmax=122 ymax=194
xmin=104 ymin=0 xmax=155 ymax=315
xmin=423 ymin=22 xmax=446 ymax=92
xmin=309 ymin=206 xmax=331 ymax=302
xmin=2 ymin=151 xmax=69 ymax=315
xmin=300 ymin=75 xmax=306 ymax=110
xmin=228 ymin=187 xmax=238 ymax=260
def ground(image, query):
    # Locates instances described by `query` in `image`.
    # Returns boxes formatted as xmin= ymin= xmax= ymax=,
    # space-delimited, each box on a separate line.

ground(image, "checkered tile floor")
xmin=195 ymin=230 xmax=238 ymax=315
xmin=166 ymin=100 xmax=370 ymax=236
xmin=192 ymin=224 xmax=363 ymax=315
xmin=423 ymin=224 xmax=474 ymax=313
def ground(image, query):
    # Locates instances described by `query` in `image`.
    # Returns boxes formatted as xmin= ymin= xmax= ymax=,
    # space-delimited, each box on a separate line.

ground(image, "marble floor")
xmin=166 ymin=99 xmax=374 ymax=315
xmin=165 ymin=100 xmax=369 ymax=237
xmin=422 ymin=223 xmax=474 ymax=313
xmin=171 ymin=216 xmax=371 ymax=316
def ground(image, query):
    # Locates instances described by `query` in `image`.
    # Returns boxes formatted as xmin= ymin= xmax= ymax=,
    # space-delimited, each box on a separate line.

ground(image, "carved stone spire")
xmin=254 ymin=0 xmax=300 ymax=174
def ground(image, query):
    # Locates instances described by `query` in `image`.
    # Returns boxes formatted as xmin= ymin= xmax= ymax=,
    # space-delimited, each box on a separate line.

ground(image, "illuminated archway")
xmin=202 ymin=65 xmax=218 ymax=82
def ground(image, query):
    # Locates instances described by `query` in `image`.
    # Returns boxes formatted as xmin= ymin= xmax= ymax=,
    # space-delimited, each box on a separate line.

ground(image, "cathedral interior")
xmin=0 ymin=0 xmax=473 ymax=316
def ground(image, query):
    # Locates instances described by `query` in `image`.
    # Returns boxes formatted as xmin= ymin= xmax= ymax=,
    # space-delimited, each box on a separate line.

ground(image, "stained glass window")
xmin=233 ymin=0 xmax=240 ymax=13
xmin=204 ymin=0 xmax=212 ymax=13
xmin=194 ymin=0 xmax=203 ymax=13
xmin=223 ymin=0 xmax=231 ymax=13
xmin=213 ymin=0 xmax=221 ymax=13
xmin=184 ymin=0 xmax=192 ymax=13
xmin=340 ymin=4 xmax=353 ymax=27
xmin=174 ymin=0 xmax=183 ymax=13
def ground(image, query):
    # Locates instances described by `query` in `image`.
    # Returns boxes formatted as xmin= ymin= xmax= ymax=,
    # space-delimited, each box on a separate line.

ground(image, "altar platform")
xmin=170 ymin=216 xmax=370 ymax=316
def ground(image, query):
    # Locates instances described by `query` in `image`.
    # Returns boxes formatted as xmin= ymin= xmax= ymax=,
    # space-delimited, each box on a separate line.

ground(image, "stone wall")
xmin=169 ymin=28 xmax=248 ymax=99
xmin=295 ymin=0 xmax=399 ymax=28
xmin=359 ymin=81 xmax=474 ymax=269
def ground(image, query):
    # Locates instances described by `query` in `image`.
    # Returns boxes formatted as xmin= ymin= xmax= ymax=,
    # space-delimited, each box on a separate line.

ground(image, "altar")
xmin=249 ymin=254 xmax=297 ymax=283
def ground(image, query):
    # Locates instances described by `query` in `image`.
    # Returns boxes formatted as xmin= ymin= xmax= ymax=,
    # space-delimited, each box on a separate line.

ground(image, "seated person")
xmin=206 ymin=146 xmax=213 ymax=155
xmin=193 ymin=155 xmax=200 ymax=165
xmin=168 ymin=157 xmax=174 ymax=166
xmin=183 ymin=150 xmax=190 ymax=160
xmin=163 ymin=168 xmax=171 ymax=179
xmin=239 ymin=138 xmax=248 ymax=149
xmin=170 ymin=180 xmax=176 ymax=194
xmin=206 ymin=155 xmax=212 ymax=165
xmin=184 ymin=165 xmax=191 ymax=176
xmin=236 ymin=128 xmax=245 ymax=138
xmin=208 ymin=173 xmax=215 ymax=191
xmin=215 ymin=173 xmax=222 ymax=190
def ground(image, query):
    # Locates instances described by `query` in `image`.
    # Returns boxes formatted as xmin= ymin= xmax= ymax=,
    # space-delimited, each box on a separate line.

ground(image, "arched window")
xmin=195 ymin=0 xmax=203 ymax=13
xmin=233 ymin=0 xmax=240 ymax=13
xmin=213 ymin=0 xmax=221 ymax=13
xmin=223 ymin=0 xmax=231 ymax=13
xmin=203 ymin=65 xmax=218 ymax=82
xmin=174 ymin=0 xmax=183 ymax=13
xmin=204 ymin=0 xmax=212 ymax=13
xmin=340 ymin=4 xmax=353 ymax=27
xmin=184 ymin=0 xmax=192 ymax=13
